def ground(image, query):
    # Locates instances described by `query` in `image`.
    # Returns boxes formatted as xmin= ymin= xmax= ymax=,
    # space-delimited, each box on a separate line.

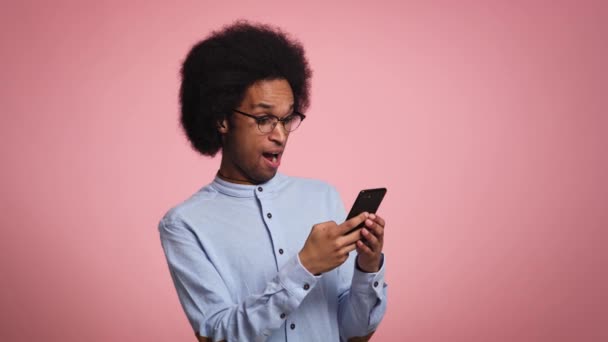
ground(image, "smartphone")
xmin=345 ymin=188 xmax=387 ymax=235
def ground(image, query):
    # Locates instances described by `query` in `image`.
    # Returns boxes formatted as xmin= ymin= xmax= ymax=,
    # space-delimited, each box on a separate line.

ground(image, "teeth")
xmin=272 ymin=155 xmax=277 ymax=162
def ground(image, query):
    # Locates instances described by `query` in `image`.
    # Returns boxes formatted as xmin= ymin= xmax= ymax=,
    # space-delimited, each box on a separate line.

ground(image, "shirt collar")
xmin=211 ymin=172 xmax=286 ymax=198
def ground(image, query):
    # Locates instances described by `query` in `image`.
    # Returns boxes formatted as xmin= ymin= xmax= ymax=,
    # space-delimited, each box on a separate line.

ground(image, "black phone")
xmin=345 ymin=188 xmax=387 ymax=235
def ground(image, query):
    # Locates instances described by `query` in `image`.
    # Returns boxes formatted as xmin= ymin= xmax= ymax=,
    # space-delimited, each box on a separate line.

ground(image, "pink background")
xmin=1 ymin=1 xmax=606 ymax=341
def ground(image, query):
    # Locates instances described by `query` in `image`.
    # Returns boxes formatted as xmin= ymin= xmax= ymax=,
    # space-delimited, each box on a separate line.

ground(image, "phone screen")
xmin=345 ymin=188 xmax=387 ymax=235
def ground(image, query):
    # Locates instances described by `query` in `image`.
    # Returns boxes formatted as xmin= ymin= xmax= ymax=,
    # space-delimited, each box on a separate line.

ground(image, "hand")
xmin=299 ymin=212 xmax=369 ymax=275
xmin=356 ymin=213 xmax=385 ymax=273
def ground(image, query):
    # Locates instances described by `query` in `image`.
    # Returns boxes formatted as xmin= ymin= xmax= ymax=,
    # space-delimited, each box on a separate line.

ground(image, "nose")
xmin=268 ymin=122 xmax=288 ymax=145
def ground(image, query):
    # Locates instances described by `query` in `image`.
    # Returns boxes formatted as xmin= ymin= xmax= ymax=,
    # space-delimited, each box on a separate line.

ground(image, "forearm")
xmin=160 ymin=219 xmax=319 ymax=341
xmin=185 ymin=255 xmax=319 ymax=341
xmin=196 ymin=334 xmax=224 ymax=342
xmin=338 ymin=255 xmax=387 ymax=339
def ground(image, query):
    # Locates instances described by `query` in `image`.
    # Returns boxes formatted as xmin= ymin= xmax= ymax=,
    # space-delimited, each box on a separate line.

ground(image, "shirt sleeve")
xmin=328 ymin=186 xmax=388 ymax=340
xmin=159 ymin=217 xmax=320 ymax=342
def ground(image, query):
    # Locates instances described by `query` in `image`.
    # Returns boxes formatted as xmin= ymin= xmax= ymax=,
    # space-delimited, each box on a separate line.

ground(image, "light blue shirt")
xmin=159 ymin=173 xmax=387 ymax=341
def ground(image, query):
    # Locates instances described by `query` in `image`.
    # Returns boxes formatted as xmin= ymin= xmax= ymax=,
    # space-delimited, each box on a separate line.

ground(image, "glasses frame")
xmin=232 ymin=109 xmax=306 ymax=133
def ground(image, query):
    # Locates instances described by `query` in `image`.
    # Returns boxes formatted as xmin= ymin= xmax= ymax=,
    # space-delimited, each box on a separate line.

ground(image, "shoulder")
xmin=280 ymin=174 xmax=343 ymax=207
xmin=283 ymin=174 xmax=346 ymax=222
xmin=282 ymin=174 xmax=339 ymax=194
xmin=158 ymin=183 xmax=218 ymax=229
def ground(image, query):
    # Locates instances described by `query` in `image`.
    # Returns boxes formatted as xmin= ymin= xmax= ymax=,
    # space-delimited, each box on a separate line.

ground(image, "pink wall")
xmin=1 ymin=1 xmax=606 ymax=341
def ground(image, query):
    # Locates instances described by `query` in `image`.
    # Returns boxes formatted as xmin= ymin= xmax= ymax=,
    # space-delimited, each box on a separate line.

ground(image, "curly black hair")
xmin=179 ymin=20 xmax=312 ymax=156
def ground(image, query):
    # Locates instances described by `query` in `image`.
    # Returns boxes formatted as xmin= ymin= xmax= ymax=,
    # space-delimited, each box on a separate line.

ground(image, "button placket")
xmin=257 ymin=199 xmax=286 ymax=269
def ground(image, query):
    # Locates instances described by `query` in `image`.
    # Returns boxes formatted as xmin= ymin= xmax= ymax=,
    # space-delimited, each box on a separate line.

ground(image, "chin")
xmin=253 ymin=170 xmax=277 ymax=184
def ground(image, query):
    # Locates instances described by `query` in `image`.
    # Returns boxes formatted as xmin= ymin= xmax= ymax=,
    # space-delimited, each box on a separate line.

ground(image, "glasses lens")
xmin=284 ymin=114 xmax=302 ymax=132
xmin=258 ymin=117 xmax=278 ymax=133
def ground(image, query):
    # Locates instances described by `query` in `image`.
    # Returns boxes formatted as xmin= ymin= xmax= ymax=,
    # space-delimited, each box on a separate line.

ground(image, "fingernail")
xmin=370 ymin=213 xmax=376 ymax=219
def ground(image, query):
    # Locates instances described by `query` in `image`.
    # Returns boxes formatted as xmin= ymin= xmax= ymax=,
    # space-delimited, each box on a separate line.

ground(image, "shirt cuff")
xmin=351 ymin=253 xmax=386 ymax=299
xmin=277 ymin=254 xmax=321 ymax=306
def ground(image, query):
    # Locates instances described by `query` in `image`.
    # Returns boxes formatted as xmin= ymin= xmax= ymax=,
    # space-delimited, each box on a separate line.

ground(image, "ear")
xmin=217 ymin=118 xmax=229 ymax=134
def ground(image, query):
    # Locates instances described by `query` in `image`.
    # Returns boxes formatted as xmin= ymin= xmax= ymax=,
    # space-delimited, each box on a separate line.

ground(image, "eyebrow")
xmin=251 ymin=103 xmax=294 ymax=111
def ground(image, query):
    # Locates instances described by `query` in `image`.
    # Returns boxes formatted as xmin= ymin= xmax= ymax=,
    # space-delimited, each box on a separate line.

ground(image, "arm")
xmin=329 ymin=188 xmax=388 ymax=340
xmin=338 ymin=251 xmax=387 ymax=340
xmin=196 ymin=334 xmax=224 ymax=342
xmin=159 ymin=218 xmax=318 ymax=341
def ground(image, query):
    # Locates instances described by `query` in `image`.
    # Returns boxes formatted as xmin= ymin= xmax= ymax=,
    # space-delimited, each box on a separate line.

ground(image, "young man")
xmin=159 ymin=21 xmax=387 ymax=342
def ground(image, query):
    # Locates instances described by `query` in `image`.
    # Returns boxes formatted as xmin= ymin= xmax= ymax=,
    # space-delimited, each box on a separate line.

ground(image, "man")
xmin=159 ymin=21 xmax=387 ymax=342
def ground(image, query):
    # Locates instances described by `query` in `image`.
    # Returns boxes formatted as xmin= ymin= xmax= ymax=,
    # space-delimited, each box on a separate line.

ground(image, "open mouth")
xmin=262 ymin=152 xmax=280 ymax=163
xmin=262 ymin=152 xmax=282 ymax=168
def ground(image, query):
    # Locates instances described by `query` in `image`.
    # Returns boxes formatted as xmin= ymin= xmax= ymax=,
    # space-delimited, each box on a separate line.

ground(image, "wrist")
xmin=356 ymin=256 xmax=380 ymax=273
xmin=298 ymin=250 xmax=319 ymax=275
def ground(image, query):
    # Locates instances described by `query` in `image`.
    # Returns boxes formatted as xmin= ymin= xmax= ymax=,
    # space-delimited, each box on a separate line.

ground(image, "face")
xmin=218 ymin=78 xmax=295 ymax=184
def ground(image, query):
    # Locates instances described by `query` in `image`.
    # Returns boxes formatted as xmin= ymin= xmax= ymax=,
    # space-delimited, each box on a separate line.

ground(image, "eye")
xmin=282 ymin=115 xmax=295 ymax=124
xmin=256 ymin=116 xmax=274 ymax=125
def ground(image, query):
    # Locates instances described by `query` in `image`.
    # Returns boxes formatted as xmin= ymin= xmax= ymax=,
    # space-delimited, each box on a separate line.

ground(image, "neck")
xmin=216 ymin=170 xmax=254 ymax=185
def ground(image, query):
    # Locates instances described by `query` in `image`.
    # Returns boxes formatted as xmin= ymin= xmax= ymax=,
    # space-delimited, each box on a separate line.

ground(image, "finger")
xmin=356 ymin=239 xmax=374 ymax=256
xmin=369 ymin=214 xmax=385 ymax=228
xmin=338 ymin=212 xmax=369 ymax=235
xmin=339 ymin=242 xmax=357 ymax=256
xmin=364 ymin=218 xmax=384 ymax=240
xmin=360 ymin=227 xmax=380 ymax=251
xmin=339 ymin=227 xmax=362 ymax=246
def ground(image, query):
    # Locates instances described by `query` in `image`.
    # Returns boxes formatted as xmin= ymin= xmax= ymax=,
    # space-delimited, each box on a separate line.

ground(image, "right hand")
xmin=298 ymin=212 xmax=370 ymax=275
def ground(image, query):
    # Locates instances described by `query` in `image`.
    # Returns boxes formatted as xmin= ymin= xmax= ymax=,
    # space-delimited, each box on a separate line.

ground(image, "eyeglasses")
xmin=232 ymin=109 xmax=306 ymax=134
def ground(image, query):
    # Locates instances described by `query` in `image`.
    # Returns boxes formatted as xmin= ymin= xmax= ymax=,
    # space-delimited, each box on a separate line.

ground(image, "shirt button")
xmin=280 ymin=313 xmax=286 ymax=319
xmin=278 ymin=248 xmax=284 ymax=255
xmin=258 ymin=187 xmax=263 ymax=192
xmin=267 ymin=213 xmax=272 ymax=219
xmin=373 ymin=281 xmax=379 ymax=288
xmin=303 ymin=283 xmax=310 ymax=290
xmin=290 ymin=323 xmax=296 ymax=330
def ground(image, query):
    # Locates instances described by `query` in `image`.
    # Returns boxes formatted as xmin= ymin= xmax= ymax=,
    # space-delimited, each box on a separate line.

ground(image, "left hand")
xmin=356 ymin=213 xmax=385 ymax=272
